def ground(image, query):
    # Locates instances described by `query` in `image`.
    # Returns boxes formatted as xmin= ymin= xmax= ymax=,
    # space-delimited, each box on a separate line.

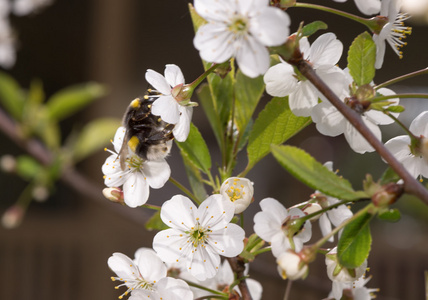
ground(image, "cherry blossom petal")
xmin=145 ymin=69 xmax=172 ymax=95
xmin=237 ymin=0 xmax=266 ymax=16
xmin=355 ymin=0 xmax=381 ymax=15
xmin=102 ymin=155 xmax=128 ymax=187
xmin=270 ymin=231 xmax=291 ymax=257
xmin=144 ymin=159 xmax=171 ymax=189
xmin=186 ymin=245 xmax=220 ymax=280
xmin=129 ymin=290 xmax=155 ymax=300
xmin=194 ymin=23 xmax=235 ymax=63
xmin=151 ymin=95 xmax=180 ymax=124
xmin=320 ymin=214 xmax=334 ymax=242
xmin=235 ymin=35 xmax=270 ymax=78
xmin=264 ymin=62 xmax=298 ymax=97
xmin=113 ymin=126 xmax=127 ymax=153
xmin=309 ymin=33 xmax=343 ymax=68
xmin=385 ymin=135 xmax=411 ymax=161
xmin=289 ymin=80 xmax=318 ymax=117
xmin=250 ymin=6 xmax=290 ymax=46
xmin=344 ymin=116 xmax=380 ymax=153
xmin=165 ymin=64 xmax=185 ymax=87
xmin=108 ymin=252 xmax=140 ymax=281
xmin=299 ymin=37 xmax=310 ymax=60
xmin=194 ymin=0 xmax=235 ymax=22
xmin=209 ymin=224 xmax=245 ymax=257
xmin=156 ymin=277 xmax=193 ymax=300
xmin=173 ymin=106 xmax=193 ymax=142
xmin=312 ymin=102 xmax=346 ymax=137
xmin=409 ymin=111 xmax=428 ymax=136
xmin=123 ymin=172 xmax=149 ymax=207
xmin=198 ymin=194 xmax=234 ymax=230
xmin=153 ymin=228 xmax=189 ymax=263
xmin=136 ymin=250 xmax=167 ymax=283
xmin=160 ymin=195 xmax=197 ymax=230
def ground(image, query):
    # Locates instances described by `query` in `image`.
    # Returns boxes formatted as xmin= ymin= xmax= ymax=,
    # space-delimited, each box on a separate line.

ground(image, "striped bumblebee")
xmin=119 ymin=91 xmax=174 ymax=170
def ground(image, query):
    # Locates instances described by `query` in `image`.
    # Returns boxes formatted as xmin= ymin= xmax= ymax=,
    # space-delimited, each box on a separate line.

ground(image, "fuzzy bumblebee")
xmin=119 ymin=92 xmax=174 ymax=170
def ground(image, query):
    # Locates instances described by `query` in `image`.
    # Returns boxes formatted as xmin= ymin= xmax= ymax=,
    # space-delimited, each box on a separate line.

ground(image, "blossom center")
xmin=111 ymin=272 xmax=154 ymax=299
xmin=188 ymin=223 xmax=210 ymax=248
xmin=126 ymin=155 xmax=144 ymax=171
xmin=229 ymin=15 xmax=249 ymax=35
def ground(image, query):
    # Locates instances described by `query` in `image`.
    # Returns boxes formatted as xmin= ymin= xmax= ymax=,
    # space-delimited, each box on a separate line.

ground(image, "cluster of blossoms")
xmin=102 ymin=0 xmax=427 ymax=299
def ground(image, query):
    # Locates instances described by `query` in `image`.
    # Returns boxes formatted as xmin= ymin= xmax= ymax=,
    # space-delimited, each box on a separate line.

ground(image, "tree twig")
xmin=227 ymin=257 xmax=253 ymax=300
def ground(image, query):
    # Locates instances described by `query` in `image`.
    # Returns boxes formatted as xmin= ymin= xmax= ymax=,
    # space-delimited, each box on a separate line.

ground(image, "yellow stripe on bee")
xmin=130 ymin=99 xmax=140 ymax=108
xmin=128 ymin=136 xmax=139 ymax=152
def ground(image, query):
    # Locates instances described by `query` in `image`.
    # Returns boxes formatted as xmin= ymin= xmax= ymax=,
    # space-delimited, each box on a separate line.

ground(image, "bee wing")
xmin=118 ymin=131 xmax=130 ymax=171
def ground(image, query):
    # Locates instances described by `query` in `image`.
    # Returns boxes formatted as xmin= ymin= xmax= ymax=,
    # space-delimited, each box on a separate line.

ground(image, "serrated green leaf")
xmin=0 ymin=71 xmax=25 ymax=120
xmin=46 ymin=82 xmax=106 ymax=121
xmin=378 ymin=208 xmax=401 ymax=222
xmin=182 ymin=155 xmax=208 ymax=203
xmin=145 ymin=211 xmax=169 ymax=231
xmin=176 ymin=123 xmax=211 ymax=174
xmin=338 ymin=211 xmax=373 ymax=269
xmin=72 ymin=118 xmax=122 ymax=162
xmin=271 ymin=145 xmax=368 ymax=200
xmin=197 ymin=84 xmax=224 ymax=149
xmin=301 ymin=21 xmax=328 ymax=37
xmin=246 ymin=97 xmax=311 ymax=170
xmin=348 ymin=32 xmax=376 ymax=86
xmin=234 ymin=70 xmax=264 ymax=133
xmin=16 ymin=155 xmax=42 ymax=181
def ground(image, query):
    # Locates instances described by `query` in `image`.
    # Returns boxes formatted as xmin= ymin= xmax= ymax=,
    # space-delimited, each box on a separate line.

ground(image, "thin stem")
xmin=252 ymin=246 xmax=272 ymax=256
xmin=168 ymin=177 xmax=200 ymax=204
xmin=293 ymin=3 xmax=369 ymax=27
xmin=226 ymin=257 xmax=253 ymax=300
xmin=189 ymin=63 xmax=221 ymax=90
xmin=375 ymin=68 xmax=428 ymax=89
xmin=194 ymin=296 xmax=227 ymax=300
xmin=370 ymin=93 xmax=428 ymax=102
xmin=383 ymin=110 xmax=417 ymax=139
xmin=298 ymin=199 xmax=356 ymax=224
xmin=141 ymin=203 xmax=161 ymax=211
xmin=295 ymin=60 xmax=428 ymax=204
xmin=185 ymin=280 xmax=228 ymax=297
xmin=240 ymin=212 xmax=244 ymax=228
xmin=283 ymin=279 xmax=293 ymax=300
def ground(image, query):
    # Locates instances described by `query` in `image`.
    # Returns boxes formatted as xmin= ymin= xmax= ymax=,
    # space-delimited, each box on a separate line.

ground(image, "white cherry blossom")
xmin=102 ymin=127 xmax=171 ymax=208
xmin=153 ymin=194 xmax=245 ymax=280
xmin=264 ymin=33 xmax=345 ymax=117
xmin=277 ymin=250 xmax=308 ymax=280
xmin=108 ymin=249 xmax=193 ymax=300
xmin=385 ymin=111 xmax=428 ymax=179
xmin=325 ymin=247 xmax=368 ymax=283
xmin=329 ymin=276 xmax=378 ymax=300
xmin=373 ymin=0 xmax=411 ymax=69
xmin=253 ymin=198 xmax=312 ymax=257
xmin=145 ymin=64 xmax=193 ymax=142
xmin=332 ymin=0 xmax=381 ymax=15
xmin=220 ymin=177 xmax=254 ymax=214
xmin=193 ymin=0 xmax=290 ymax=78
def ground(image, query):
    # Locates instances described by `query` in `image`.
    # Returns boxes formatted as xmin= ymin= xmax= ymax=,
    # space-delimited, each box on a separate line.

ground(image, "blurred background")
xmin=0 ymin=0 xmax=428 ymax=299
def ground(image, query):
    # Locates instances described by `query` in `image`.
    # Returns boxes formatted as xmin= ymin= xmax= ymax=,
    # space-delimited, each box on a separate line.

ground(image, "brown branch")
xmin=293 ymin=60 xmax=428 ymax=204
xmin=226 ymin=257 xmax=252 ymax=300
xmin=0 ymin=107 xmax=148 ymax=225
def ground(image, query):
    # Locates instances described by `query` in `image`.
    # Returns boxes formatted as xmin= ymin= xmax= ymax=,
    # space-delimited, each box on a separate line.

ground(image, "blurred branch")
xmin=0 ymin=106 xmax=147 ymax=225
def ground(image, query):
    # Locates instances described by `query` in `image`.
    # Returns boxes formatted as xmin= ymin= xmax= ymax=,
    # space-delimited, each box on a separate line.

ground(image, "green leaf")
xmin=271 ymin=145 xmax=368 ymax=200
xmin=301 ymin=21 xmax=328 ymax=37
xmin=145 ymin=211 xmax=169 ymax=231
xmin=72 ymin=118 xmax=122 ymax=162
xmin=246 ymin=97 xmax=311 ymax=170
xmin=197 ymin=84 xmax=224 ymax=149
xmin=16 ymin=155 xmax=42 ymax=181
xmin=378 ymin=208 xmax=401 ymax=222
xmin=0 ymin=71 xmax=25 ymax=120
xmin=234 ymin=70 xmax=264 ymax=133
xmin=385 ymin=105 xmax=405 ymax=113
xmin=182 ymin=155 xmax=208 ymax=203
xmin=347 ymin=32 xmax=376 ymax=86
xmin=337 ymin=211 xmax=373 ymax=269
xmin=208 ymin=70 xmax=234 ymax=127
xmin=380 ymin=167 xmax=400 ymax=185
xmin=176 ymin=123 xmax=211 ymax=174
xmin=189 ymin=3 xmax=206 ymax=33
xmin=46 ymin=82 xmax=106 ymax=121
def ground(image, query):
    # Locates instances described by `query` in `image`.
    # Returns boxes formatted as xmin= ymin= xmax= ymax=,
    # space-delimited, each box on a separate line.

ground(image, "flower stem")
xmin=188 ymin=63 xmax=222 ymax=91
xmin=298 ymin=199 xmax=357 ymax=224
xmin=294 ymin=60 xmax=428 ymax=204
xmin=283 ymin=279 xmax=293 ymax=300
xmin=141 ymin=203 xmax=161 ymax=211
xmin=185 ymin=280 xmax=228 ymax=297
xmin=383 ymin=110 xmax=419 ymax=142
xmin=226 ymin=257 xmax=253 ymax=300
xmin=168 ymin=177 xmax=201 ymax=204
xmin=293 ymin=3 xmax=370 ymax=27
xmin=375 ymin=68 xmax=428 ymax=89
xmin=252 ymin=246 xmax=272 ymax=256
xmin=370 ymin=93 xmax=428 ymax=102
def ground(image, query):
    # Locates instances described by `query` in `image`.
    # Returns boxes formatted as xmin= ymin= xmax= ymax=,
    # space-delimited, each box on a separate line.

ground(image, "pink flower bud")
xmin=102 ymin=187 xmax=124 ymax=205
xmin=2 ymin=205 xmax=25 ymax=229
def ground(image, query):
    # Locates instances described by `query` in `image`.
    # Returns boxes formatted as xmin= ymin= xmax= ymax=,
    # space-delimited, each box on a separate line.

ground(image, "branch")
xmin=227 ymin=257 xmax=253 ymax=300
xmin=293 ymin=60 xmax=428 ymax=204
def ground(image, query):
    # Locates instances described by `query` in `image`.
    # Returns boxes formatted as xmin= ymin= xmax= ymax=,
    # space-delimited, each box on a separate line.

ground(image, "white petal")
xmin=355 ymin=0 xmax=381 ymax=15
xmin=136 ymin=250 xmax=167 ymax=283
xmin=344 ymin=117 xmax=380 ymax=153
xmin=199 ymin=194 xmax=235 ymax=230
xmin=194 ymin=0 xmax=235 ymax=22
xmin=235 ymin=35 xmax=270 ymax=78
xmin=153 ymin=228 xmax=189 ymax=263
xmin=165 ymin=64 xmax=185 ymax=87
xmin=151 ymin=95 xmax=181 ymax=124
xmin=312 ymin=102 xmax=346 ymax=136
xmin=160 ymin=195 xmax=197 ymax=230
xmin=194 ymin=23 xmax=235 ymax=63
xmin=384 ymin=135 xmax=411 ymax=162
xmin=309 ymin=33 xmax=343 ymax=68
xmin=237 ymin=0 xmax=267 ymax=15
xmin=270 ymin=231 xmax=291 ymax=257
xmin=145 ymin=69 xmax=172 ymax=95
xmin=299 ymin=37 xmax=310 ymax=60
xmin=319 ymin=214 xmax=334 ymax=242
xmin=123 ymin=172 xmax=149 ymax=207
xmin=246 ymin=278 xmax=263 ymax=300
xmin=263 ymin=63 xmax=298 ymax=97
xmin=102 ymin=155 xmax=129 ymax=187
xmin=173 ymin=106 xmax=193 ymax=142
xmin=108 ymin=252 xmax=139 ymax=280
xmin=156 ymin=277 xmax=193 ymax=300
xmin=328 ymin=206 xmax=353 ymax=227
xmin=208 ymin=223 xmax=245 ymax=257
xmin=113 ymin=126 xmax=127 ymax=153
xmin=144 ymin=159 xmax=171 ymax=189
xmin=373 ymin=33 xmax=386 ymax=69
xmin=400 ymin=155 xmax=426 ymax=178
xmin=249 ymin=6 xmax=290 ymax=46
xmin=289 ymin=81 xmax=318 ymax=117
xmin=409 ymin=111 xmax=428 ymax=136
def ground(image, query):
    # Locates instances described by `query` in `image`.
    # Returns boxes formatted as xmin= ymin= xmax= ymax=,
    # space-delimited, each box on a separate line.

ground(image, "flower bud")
xmin=102 ymin=187 xmax=125 ymax=205
xmin=220 ymin=177 xmax=254 ymax=214
xmin=2 ymin=205 xmax=25 ymax=229
xmin=277 ymin=250 xmax=308 ymax=280
xmin=371 ymin=182 xmax=403 ymax=208
xmin=325 ymin=247 xmax=367 ymax=282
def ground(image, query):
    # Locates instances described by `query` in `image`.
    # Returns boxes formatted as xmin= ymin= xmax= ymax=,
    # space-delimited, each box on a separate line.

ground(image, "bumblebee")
xmin=119 ymin=92 xmax=175 ymax=170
